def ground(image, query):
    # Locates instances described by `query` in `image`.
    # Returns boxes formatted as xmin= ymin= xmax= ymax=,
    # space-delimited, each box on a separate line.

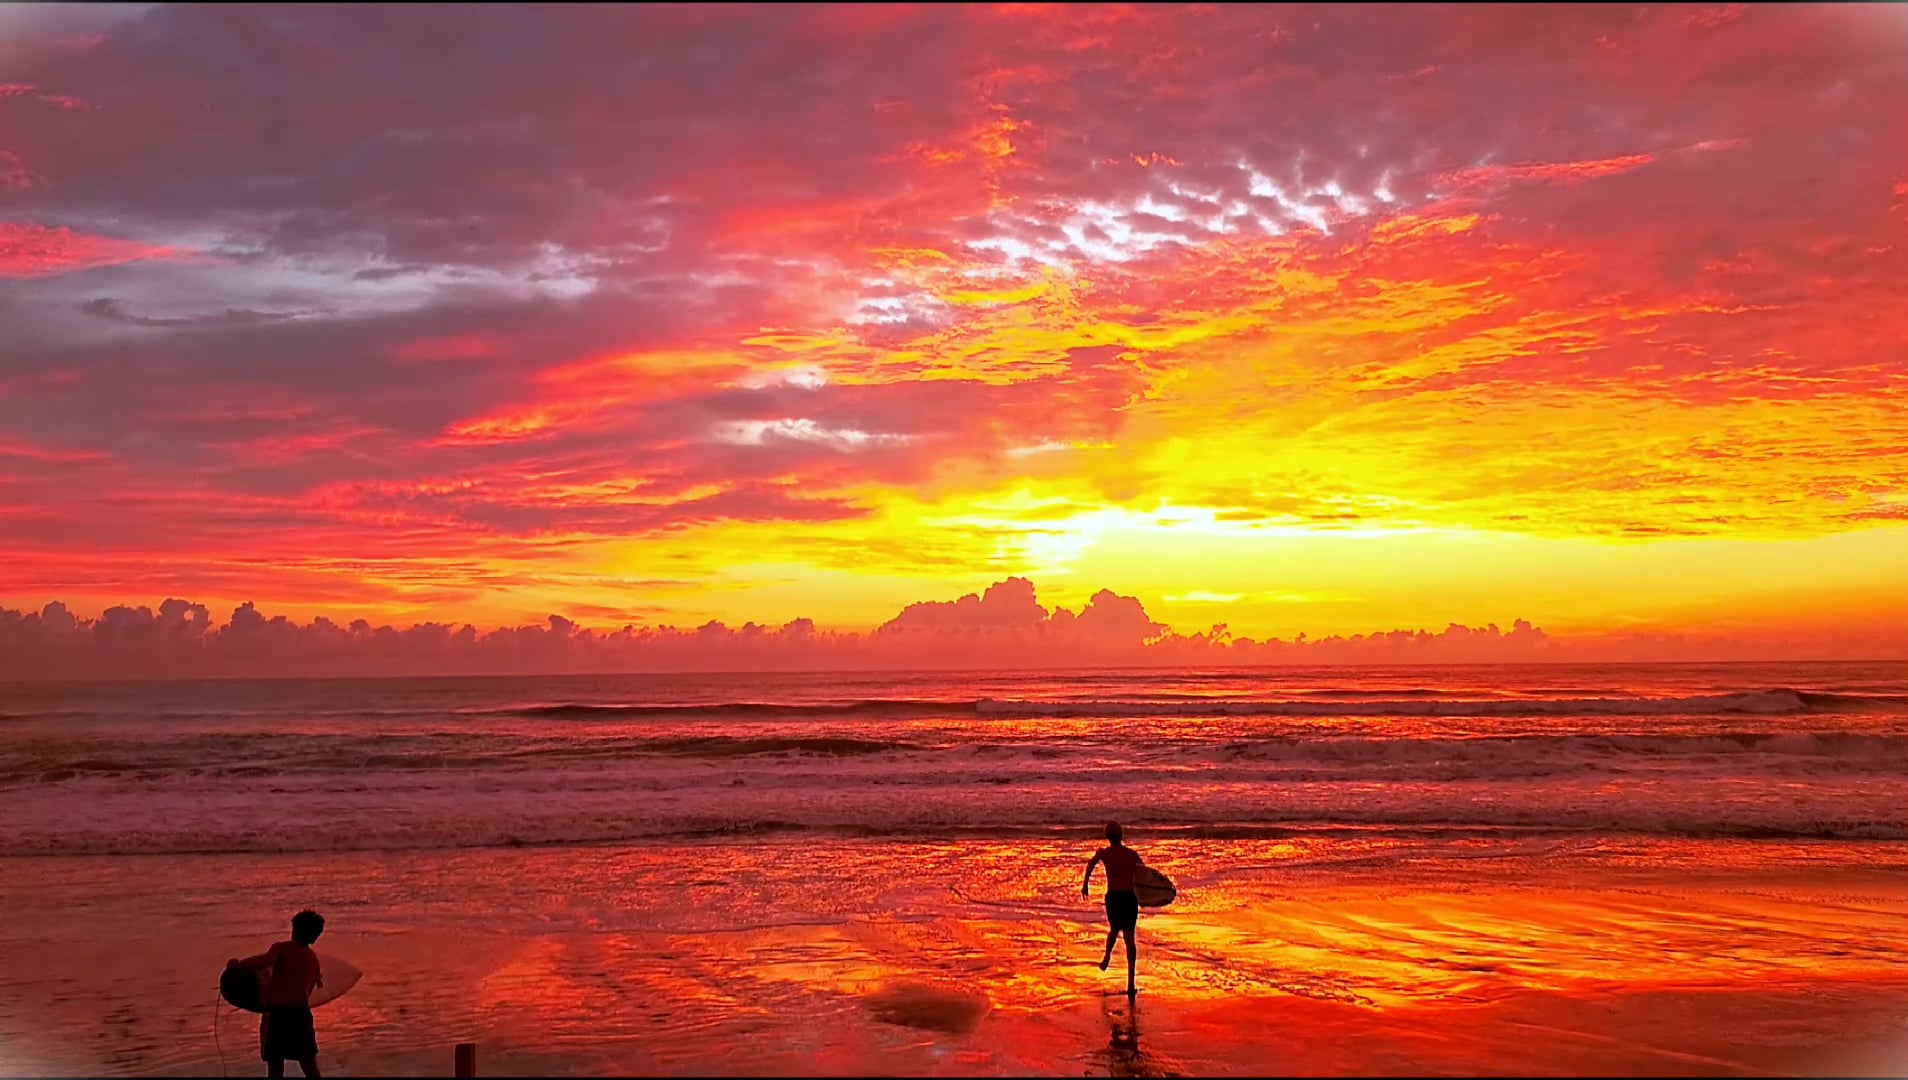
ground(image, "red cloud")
xmin=392 ymin=334 xmax=507 ymax=363
xmin=0 ymin=82 xmax=89 ymax=110
xmin=0 ymin=149 xmax=33 ymax=189
xmin=0 ymin=223 xmax=179 ymax=277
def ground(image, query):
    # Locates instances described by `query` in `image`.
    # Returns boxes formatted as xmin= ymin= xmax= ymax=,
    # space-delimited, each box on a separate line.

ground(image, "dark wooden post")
xmin=454 ymin=1042 xmax=477 ymax=1078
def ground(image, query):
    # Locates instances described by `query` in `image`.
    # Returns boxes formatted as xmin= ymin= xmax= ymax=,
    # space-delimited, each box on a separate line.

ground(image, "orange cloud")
xmin=1439 ymin=153 xmax=1656 ymax=191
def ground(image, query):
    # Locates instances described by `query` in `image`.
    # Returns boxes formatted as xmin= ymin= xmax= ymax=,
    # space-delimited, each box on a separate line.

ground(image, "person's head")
xmin=1105 ymin=821 xmax=1124 ymax=845
xmin=291 ymin=909 xmax=325 ymax=945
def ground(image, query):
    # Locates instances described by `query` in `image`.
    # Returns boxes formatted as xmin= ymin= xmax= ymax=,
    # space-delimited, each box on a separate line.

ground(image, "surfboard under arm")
xmin=219 ymin=952 xmax=362 ymax=1013
xmin=1133 ymin=866 xmax=1177 ymax=907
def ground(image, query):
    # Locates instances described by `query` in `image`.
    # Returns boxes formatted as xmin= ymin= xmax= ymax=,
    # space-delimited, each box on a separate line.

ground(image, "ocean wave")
xmin=624 ymin=735 xmax=916 ymax=757
xmin=1286 ymin=688 xmax=1451 ymax=698
xmin=10 ymin=726 xmax=1908 ymax=787
xmin=490 ymin=689 xmax=1908 ymax=721
xmin=977 ymin=689 xmax=1908 ymax=718
xmin=11 ymin=811 xmax=1906 ymax=859
xmin=0 ymin=734 xmax=926 ymax=784
xmin=497 ymin=699 xmax=962 ymax=720
xmin=9 ymin=688 xmax=1899 ymax=729
xmin=1200 ymin=730 xmax=1908 ymax=765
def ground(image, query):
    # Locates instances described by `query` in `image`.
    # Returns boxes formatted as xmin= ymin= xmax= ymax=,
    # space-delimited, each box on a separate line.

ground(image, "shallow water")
xmin=6 ymin=836 xmax=1908 ymax=1077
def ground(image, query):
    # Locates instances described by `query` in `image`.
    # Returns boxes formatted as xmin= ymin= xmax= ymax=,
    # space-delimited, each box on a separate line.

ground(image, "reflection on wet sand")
xmin=5 ymin=836 xmax=1908 ymax=1076
xmin=867 ymin=981 xmax=990 ymax=1034
xmin=1103 ymin=996 xmax=1181 ymax=1078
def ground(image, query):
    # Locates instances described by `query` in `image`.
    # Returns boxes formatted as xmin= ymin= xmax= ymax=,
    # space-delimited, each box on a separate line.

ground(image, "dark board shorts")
xmin=260 ymin=1006 xmax=318 ymax=1062
xmin=1105 ymin=889 xmax=1139 ymax=931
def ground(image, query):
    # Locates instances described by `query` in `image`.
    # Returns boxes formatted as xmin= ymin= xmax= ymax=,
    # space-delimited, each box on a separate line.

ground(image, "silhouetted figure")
xmin=1083 ymin=820 xmax=1143 ymax=995
xmin=228 ymin=910 xmax=326 ymax=1078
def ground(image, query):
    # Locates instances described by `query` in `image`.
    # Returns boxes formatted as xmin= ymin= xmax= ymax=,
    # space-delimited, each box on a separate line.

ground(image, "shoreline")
xmin=5 ymin=827 xmax=1907 ymax=866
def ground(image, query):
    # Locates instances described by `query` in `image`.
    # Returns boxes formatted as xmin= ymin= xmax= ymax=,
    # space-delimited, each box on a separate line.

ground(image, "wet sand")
xmin=4 ymin=837 xmax=1908 ymax=1077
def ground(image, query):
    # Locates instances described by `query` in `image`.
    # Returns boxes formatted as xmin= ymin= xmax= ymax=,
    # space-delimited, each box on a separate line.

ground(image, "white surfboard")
xmin=310 ymin=952 xmax=363 ymax=1008
xmin=1133 ymin=866 xmax=1177 ymax=908
xmin=221 ymin=951 xmax=362 ymax=1012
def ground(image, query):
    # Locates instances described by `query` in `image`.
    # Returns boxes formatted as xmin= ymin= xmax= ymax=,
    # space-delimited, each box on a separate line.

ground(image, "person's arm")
xmin=1082 ymin=851 xmax=1102 ymax=896
xmin=228 ymin=942 xmax=282 ymax=971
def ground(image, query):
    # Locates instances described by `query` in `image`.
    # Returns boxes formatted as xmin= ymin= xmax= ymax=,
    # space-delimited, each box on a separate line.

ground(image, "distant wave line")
xmin=10 ymin=814 xmax=1906 ymax=859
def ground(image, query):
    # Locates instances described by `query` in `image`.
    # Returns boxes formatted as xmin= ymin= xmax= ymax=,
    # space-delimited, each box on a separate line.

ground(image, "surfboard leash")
xmin=211 ymin=986 xmax=228 ymax=1078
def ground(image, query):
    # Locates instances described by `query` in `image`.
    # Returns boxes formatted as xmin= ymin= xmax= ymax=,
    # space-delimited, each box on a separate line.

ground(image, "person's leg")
xmin=297 ymin=1057 xmax=321 ymax=1078
xmin=1101 ymin=927 xmax=1118 ymax=969
xmin=261 ymin=1013 xmax=282 ymax=1076
xmin=1122 ymin=926 xmax=1136 ymax=994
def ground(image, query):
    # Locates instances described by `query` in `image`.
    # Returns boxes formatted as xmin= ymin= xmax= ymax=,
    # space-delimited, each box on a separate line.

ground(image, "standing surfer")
xmin=228 ymin=909 xmax=327 ymax=1078
xmin=1083 ymin=821 xmax=1143 ymax=996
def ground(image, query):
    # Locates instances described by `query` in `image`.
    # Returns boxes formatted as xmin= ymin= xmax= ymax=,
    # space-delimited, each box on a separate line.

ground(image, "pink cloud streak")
xmin=0 ymin=223 xmax=180 ymax=277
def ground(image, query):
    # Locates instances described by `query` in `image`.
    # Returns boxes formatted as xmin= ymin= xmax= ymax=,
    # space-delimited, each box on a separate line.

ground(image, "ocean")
xmin=5 ymin=661 xmax=1907 ymax=857
xmin=4 ymin=661 xmax=1908 ymax=1076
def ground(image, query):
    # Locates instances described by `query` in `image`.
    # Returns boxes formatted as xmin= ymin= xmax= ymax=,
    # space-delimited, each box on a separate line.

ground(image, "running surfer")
xmin=1083 ymin=821 xmax=1143 ymax=996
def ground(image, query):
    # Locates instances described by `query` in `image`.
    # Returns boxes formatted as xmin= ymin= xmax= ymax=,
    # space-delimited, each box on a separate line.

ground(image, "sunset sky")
xmin=3 ymin=2 xmax=1906 ymax=654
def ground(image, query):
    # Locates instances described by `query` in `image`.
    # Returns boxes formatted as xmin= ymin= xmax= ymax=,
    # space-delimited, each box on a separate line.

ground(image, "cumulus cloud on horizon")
xmin=0 ymin=577 xmax=1889 ymax=681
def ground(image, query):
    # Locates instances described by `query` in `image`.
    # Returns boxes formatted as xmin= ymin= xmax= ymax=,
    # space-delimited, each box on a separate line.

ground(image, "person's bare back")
xmin=260 ymin=941 xmax=322 ymax=1009
xmin=1092 ymin=843 xmax=1142 ymax=893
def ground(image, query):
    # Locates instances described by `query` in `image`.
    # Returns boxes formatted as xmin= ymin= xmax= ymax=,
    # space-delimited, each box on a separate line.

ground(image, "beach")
xmin=7 ymin=838 xmax=1908 ymax=1077
xmin=3 ymin=663 xmax=1907 ymax=1076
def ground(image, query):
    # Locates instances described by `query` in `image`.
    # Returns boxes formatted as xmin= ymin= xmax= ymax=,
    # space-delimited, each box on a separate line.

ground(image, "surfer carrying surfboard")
xmin=1083 ymin=821 xmax=1143 ymax=996
xmin=227 ymin=909 xmax=327 ymax=1078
